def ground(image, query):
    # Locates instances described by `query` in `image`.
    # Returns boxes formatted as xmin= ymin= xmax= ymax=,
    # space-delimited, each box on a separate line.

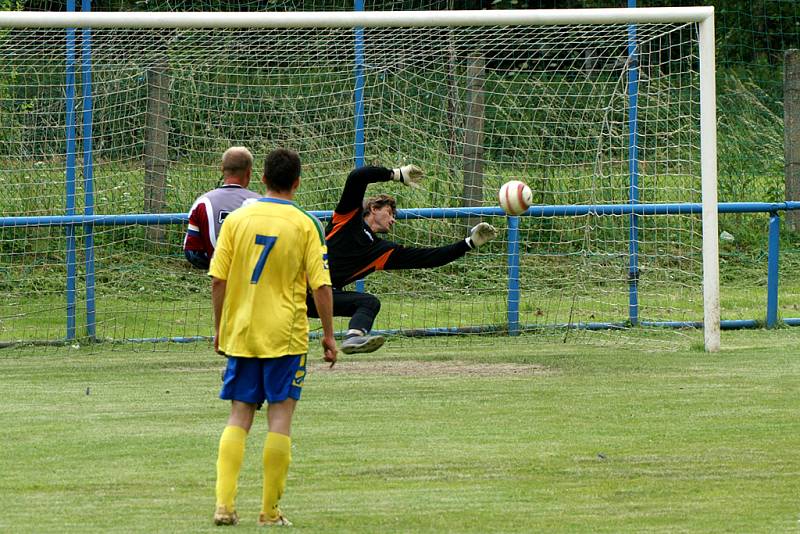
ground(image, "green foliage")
xmin=491 ymin=1 xmax=800 ymax=69
xmin=6 ymin=0 xmax=800 ymax=70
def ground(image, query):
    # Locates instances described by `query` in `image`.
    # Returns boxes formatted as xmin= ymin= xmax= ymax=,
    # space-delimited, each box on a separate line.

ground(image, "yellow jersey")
xmin=209 ymin=197 xmax=331 ymax=358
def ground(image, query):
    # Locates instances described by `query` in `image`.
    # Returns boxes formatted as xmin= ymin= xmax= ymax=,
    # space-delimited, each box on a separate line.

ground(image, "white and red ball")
xmin=498 ymin=180 xmax=532 ymax=216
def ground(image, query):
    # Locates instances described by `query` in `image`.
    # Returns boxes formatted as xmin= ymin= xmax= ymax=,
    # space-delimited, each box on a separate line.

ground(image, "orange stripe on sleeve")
xmin=325 ymin=208 xmax=359 ymax=240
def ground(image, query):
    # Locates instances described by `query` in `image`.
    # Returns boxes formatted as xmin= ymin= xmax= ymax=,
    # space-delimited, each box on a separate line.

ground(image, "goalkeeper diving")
xmin=307 ymin=164 xmax=498 ymax=354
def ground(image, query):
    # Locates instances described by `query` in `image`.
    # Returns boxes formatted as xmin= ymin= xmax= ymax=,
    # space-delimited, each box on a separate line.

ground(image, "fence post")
xmin=766 ymin=212 xmax=781 ymax=328
xmin=507 ymin=215 xmax=520 ymax=336
xmin=65 ymin=0 xmax=77 ymax=341
xmin=462 ymin=55 xmax=486 ymax=230
xmin=627 ymin=0 xmax=640 ymax=326
xmin=144 ymin=54 xmax=170 ymax=244
xmin=82 ymin=0 xmax=95 ymax=340
xmin=785 ymin=49 xmax=800 ymax=232
xmin=353 ymin=0 xmax=366 ymax=294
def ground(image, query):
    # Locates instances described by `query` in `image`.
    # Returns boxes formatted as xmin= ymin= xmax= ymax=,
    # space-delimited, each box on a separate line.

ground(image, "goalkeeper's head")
xmin=363 ymin=194 xmax=397 ymax=234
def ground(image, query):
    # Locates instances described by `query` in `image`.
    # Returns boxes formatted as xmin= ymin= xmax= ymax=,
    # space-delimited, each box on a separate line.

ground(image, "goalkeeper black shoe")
xmin=341 ymin=334 xmax=385 ymax=354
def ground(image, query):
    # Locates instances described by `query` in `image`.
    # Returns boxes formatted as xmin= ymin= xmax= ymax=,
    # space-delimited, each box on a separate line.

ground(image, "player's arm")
xmin=383 ymin=223 xmax=497 ymax=270
xmin=184 ymin=198 xmax=215 ymax=267
xmin=333 ymin=165 xmax=423 ymax=214
xmin=304 ymin=214 xmax=337 ymax=365
xmin=208 ymin=216 xmax=234 ymax=355
xmin=311 ymin=285 xmax=337 ymax=367
xmin=185 ymin=250 xmax=210 ymax=270
xmin=383 ymin=241 xmax=470 ymax=270
xmin=211 ymin=276 xmax=226 ymax=355
xmin=333 ymin=166 xmax=392 ymax=215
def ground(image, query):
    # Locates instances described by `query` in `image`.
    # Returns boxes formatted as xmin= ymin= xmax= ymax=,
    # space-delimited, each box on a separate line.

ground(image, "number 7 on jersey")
xmin=250 ymin=234 xmax=277 ymax=283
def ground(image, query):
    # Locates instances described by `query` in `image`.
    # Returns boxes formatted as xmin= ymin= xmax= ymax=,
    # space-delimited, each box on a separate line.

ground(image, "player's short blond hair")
xmin=221 ymin=146 xmax=253 ymax=176
xmin=364 ymin=194 xmax=396 ymax=215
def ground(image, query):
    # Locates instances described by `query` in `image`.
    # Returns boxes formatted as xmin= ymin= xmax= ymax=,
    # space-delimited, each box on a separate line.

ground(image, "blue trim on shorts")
xmin=220 ymin=355 xmax=306 ymax=404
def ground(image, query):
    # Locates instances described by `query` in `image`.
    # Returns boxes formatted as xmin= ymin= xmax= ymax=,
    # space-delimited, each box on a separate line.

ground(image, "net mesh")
xmin=0 ymin=18 xmax=706 ymax=351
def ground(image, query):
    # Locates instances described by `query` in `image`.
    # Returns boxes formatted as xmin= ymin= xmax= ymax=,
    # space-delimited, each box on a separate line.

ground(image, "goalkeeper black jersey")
xmin=325 ymin=166 xmax=470 ymax=289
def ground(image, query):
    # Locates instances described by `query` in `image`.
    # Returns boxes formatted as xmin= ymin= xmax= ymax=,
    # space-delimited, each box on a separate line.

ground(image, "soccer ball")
xmin=498 ymin=180 xmax=532 ymax=216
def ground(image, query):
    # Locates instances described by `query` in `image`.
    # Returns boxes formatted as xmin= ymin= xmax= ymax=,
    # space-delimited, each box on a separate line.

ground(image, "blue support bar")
xmin=12 ymin=316 xmax=800 ymax=348
xmin=4 ymin=198 xmax=787 ymax=221
xmin=766 ymin=212 xmax=780 ymax=328
xmin=82 ymin=0 xmax=96 ymax=339
xmin=65 ymin=0 xmax=77 ymax=341
xmin=627 ymin=0 xmax=640 ymax=326
xmin=1 ymin=213 xmax=192 ymax=227
xmin=507 ymin=215 xmax=521 ymax=336
xmin=353 ymin=0 xmax=366 ymax=295
xmin=3 ymin=202 xmax=800 ymax=229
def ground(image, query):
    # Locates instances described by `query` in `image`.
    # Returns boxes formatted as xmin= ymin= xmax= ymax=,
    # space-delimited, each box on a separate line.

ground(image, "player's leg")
xmin=214 ymin=357 xmax=263 ymax=526
xmin=334 ymin=290 xmax=385 ymax=354
xmin=258 ymin=355 xmax=304 ymax=527
xmin=306 ymin=289 xmax=385 ymax=354
xmin=259 ymin=400 xmax=295 ymax=526
xmin=214 ymin=400 xmax=255 ymax=525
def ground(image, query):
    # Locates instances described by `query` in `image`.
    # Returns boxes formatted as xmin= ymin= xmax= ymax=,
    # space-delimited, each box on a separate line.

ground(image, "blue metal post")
xmin=766 ymin=212 xmax=780 ymax=328
xmin=627 ymin=0 xmax=640 ymax=326
xmin=353 ymin=0 xmax=366 ymax=168
xmin=82 ymin=0 xmax=96 ymax=339
xmin=507 ymin=216 xmax=521 ymax=336
xmin=65 ymin=0 xmax=78 ymax=340
xmin=354 ymin=0 xmax=366 ymax=294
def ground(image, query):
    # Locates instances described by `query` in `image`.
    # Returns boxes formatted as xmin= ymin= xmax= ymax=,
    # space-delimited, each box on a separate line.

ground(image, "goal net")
xmin=0 ymin=9 xmax=719 ymax=352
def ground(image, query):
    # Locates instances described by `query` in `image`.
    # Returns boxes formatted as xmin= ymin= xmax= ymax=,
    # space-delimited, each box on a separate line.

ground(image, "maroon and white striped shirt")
xmin=183 ymin=184 xmax=261 ymax=258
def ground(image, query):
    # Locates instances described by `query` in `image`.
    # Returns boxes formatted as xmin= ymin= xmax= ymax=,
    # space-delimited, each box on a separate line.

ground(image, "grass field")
xmin=1 ymin=329 xmax=798 ymax=533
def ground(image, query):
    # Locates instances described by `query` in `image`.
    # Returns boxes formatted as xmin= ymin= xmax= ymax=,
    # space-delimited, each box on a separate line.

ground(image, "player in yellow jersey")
xmin=209 ymin=147 xmax=337 ymax=527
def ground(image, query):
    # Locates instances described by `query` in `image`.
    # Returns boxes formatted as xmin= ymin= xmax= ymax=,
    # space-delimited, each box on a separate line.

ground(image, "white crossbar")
xmin=0 ymin=7 xmax=713 ymax=29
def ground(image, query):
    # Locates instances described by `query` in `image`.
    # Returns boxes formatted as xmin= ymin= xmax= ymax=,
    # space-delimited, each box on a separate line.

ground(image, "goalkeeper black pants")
xmin=306 ymin=289 xmax=381 ymax=334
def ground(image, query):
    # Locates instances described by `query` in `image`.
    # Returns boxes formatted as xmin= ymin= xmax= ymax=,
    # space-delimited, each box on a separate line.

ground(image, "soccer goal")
xmin=0 ymin=8 xmax=719 ymax=351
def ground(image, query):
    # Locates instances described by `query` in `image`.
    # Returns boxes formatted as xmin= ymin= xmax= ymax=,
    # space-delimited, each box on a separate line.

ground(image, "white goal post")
xmin=0 ymin=7 xmax=720 ymax=351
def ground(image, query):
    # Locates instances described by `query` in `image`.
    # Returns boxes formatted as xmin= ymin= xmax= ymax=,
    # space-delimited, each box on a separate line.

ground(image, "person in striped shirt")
xmin=183 ymin=146 xmax=261 ymax=270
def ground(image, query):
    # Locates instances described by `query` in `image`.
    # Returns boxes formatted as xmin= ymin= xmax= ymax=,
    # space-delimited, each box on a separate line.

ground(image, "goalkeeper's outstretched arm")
xmin=333 ymin=164 xmax=423 ymax=215
xmin=382 ymin=223 xmax=497 ymax=271
xmin=333 ymin=166 xmax=393 ymax=215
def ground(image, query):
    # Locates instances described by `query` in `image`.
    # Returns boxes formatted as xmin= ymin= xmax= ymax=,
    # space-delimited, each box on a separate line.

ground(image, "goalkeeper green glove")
xmin=392 ymin=164 xmax=423 ymax=188
xmin=466 ymin=222 xmax=497 ymax=249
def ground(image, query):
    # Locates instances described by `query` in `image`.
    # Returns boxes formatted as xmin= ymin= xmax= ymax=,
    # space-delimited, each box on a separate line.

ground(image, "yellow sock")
xmin=215 ymin=425 xmax=248 ymax=510
xmin=262 ymin=432 xmax=292 ymax=519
